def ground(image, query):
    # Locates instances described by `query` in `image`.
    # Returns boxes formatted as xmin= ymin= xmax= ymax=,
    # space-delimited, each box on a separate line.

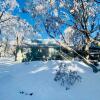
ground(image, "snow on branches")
xmin=23 ymin=0 xmax=51 ymax=17
xmin=0 ymin=13 xmax=35 ymax=44
xmin=0 ymin=0 xmax=19 ymax=12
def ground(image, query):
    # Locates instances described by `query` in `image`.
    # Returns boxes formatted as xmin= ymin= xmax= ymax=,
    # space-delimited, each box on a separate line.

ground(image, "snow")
xmin=0 ymin=59 xmax=100 ymax=100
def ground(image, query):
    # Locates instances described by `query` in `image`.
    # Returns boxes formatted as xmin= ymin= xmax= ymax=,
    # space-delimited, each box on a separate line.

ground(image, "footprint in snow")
xmin=19 ymin=91 xmax=34 ymax=96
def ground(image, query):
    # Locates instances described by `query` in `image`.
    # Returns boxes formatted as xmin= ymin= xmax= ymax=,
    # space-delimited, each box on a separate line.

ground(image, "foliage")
xmin=0 ymin=0 xmax=39 ymax=57
xmin=49 ymin=54 xmax=63 ymax=60
xmin=0 ymin=13 xmax=35 ymax=44
xmin=22 ymin=47 xmax=45 ymax=62
xmin=54 ymin=63 xmax=82 ymax=90
xmin=22 ymin=0 xmax=99 ymax=48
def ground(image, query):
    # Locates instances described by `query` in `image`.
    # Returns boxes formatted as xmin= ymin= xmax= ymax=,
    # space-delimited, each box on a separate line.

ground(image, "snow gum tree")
xmin=23 ymin=0 xmax=99 ymax=49
xmin=23 ymin=0 xmax=100 ymax=72
xmin=0 ymin=0 xmax=37 ymax=60
xmin=0 ymin=13 xmax=35 ymax=60
xmin=0 ymin=0 xmax=19 ymax=56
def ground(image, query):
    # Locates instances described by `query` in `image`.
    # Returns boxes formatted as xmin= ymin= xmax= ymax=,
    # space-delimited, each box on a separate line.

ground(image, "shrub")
xmin=54 ymin=63 xmax=81 ymax=90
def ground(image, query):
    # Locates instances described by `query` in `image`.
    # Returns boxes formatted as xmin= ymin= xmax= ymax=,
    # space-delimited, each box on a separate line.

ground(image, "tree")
xmin=0 ymin=0 xmax=18 ymax=57
xmin=0 ymin=13 xmax=36 ymax=59
xmin=0 ymin=0 xmax=35 ymax=58
xmin=23 ymin=0 xmax=99 ymax=47
xmin=0 ymin=0 xmax=19 ymax=23
xmin=22 ymin=0 xmax=100 ymax=72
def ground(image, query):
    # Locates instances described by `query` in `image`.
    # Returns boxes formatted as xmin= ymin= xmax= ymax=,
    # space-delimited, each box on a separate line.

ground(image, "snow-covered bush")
xmin=54 ymin=63 xmax=81 ymax=90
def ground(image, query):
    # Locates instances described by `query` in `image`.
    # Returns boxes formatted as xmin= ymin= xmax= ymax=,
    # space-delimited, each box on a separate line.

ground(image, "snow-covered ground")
xmin=0 ymin=59 xmax=100 ymax=100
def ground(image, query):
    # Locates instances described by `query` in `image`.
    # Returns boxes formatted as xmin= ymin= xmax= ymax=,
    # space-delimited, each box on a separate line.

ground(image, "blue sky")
xmin=14 ymin=0 xmax=34 ymax=25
